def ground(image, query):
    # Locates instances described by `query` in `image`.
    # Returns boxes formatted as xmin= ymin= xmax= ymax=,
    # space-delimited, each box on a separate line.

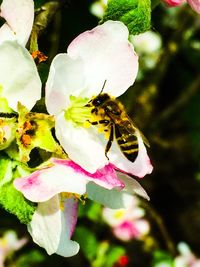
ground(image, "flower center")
xmin=64 ymin=95 xmax=92 ymax=126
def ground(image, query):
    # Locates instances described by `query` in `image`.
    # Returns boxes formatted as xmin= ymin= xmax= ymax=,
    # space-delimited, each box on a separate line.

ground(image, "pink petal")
xmin=108 ymin=134 xmax=153 ymax=178
xmin=162 ymin=0 xmax=185 ymax=6
xmin=14 ymin=159 xmax=123 ymax=202
xmin=187 ymin=0 xmax=200 ymax=13
xmin=68 ymin=20 xmax=138 ymax=98
xmin=14 ymin=162 xmax=88 ymax=202
xmin=113 ymin=221 xmax=140 ymax=241
xmin=0 ymin=0 xmax=34 ymax=45
xmin=28 ymin=195 xmax=79 ymax=257
xmin=63 ymin=197 xmax=78 ymax=239
xmin=53 ymin=159 xmax=124 ymax=189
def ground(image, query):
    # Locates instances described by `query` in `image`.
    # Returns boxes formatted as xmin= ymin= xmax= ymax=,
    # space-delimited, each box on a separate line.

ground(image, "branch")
xmin=30 ymin=1 xmax=61 ymax=52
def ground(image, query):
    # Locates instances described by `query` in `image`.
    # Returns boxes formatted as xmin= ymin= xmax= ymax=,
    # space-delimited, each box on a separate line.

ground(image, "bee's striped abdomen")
xmin=115 ymin=125 xmax=139 ymax=162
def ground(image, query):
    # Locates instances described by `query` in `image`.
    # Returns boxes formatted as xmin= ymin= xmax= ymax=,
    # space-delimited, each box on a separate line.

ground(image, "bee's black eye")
xmin=92 ymin=94 xmax=109 ymax=106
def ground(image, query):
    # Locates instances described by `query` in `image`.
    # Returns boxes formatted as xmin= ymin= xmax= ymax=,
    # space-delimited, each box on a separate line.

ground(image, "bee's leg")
xmin=88 ymin=121 xmax=98 ymax=125
xmin=105 ymin=123 xmax=114 ymax=160
xmin=91 ymin=107 xmax=98 ymax=115
xmin=99 ymin=119 xmax=110 ymax=126
xmin=87 ymin=119 xmax=109 ymax=126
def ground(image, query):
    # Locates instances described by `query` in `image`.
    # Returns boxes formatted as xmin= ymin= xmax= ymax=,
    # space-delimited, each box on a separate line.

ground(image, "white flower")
xmin=45 ymin=20 xmax=153 ymax=177
xmin=0 ymin=230 xmax=27 ymax=267
xmin=0 ymin=0 xmax=41 ymax=112
xmin=14 ymin=158 xmax=149 ymax=257
xmin=90 ymin=0 xmax=108 ymax=18
xmin=130 ymin=31 xmax=162 ymax=55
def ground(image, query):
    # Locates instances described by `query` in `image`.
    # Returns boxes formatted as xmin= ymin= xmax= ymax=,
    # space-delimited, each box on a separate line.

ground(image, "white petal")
xmin=108 ymin=134 xmax=153 ymax=178
xmin=0 ymin=0 xmax=34 ymax=45
xmin=0 ymin=41 xmax=41 ymax=111
xmin=55 ymin=113 xmax=108 ymax=173
xmin=68 ymin=20 xmax=138 ymax=97
xmin=45 ymin=54 xmax=86 ymax=115
xmin=28 ymin=195 xmax=79 ymax=257
xmin=87 ymin=182 xmax=134 ymax=209
xmin=117 ymin=172 xmax=150 ymax=200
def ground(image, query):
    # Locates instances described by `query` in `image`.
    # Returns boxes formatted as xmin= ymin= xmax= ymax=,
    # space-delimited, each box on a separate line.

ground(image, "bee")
xmin=85 ymin=92 xmax=149 ymax=162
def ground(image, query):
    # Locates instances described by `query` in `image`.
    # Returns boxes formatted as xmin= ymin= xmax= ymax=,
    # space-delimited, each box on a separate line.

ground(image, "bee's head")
xmin=92 ymin=93 xmax=110 ymax=107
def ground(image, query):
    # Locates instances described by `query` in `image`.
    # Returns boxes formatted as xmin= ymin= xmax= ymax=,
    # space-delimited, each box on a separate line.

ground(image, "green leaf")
xmin=78 ymin=201 xmax=102 ymax=222
xmin=151 ymin=250 xmax=173 ymax=267
xmin=105 ymin=246 xmax=126 ymax=267
xmin=74 ymin=226 xmax=98 ymax=261
xmin=15 ymin=250 xmax=45 ymax=267
xmin=0 ymin=155 xmax=36 ymax=224
xmin=102 ymin=0 xmax=151 ymax=35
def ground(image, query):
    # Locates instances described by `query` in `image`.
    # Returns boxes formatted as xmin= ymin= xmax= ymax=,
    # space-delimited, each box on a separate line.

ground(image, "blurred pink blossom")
xmin=102 ymin=196 xmax=150 ymax=241
xmin=0 ymin=230 xmax=27 ymax=267
xmin=163 ymin=0 xmax=200 ymax=13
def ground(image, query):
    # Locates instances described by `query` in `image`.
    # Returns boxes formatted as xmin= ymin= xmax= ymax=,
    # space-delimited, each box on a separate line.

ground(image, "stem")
xmin=30 ymin=1 xmax=61 ymax=53
xmin=155 ymin=74 xmax=200 ymax=125
xmin=142 ymin=200 xmax=177 ymax=256
xmin=151 ymin=0 xmax=161 ymax=9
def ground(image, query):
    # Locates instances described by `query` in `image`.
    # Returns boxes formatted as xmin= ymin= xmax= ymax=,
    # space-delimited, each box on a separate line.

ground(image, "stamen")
xmin=59 ymin=192 xmax=87 ymax=210
xmin=64 ymin=95 xmax=92 ymax=126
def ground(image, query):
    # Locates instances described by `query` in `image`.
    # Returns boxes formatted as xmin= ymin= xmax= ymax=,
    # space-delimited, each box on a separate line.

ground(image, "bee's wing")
xmin=117 ymin=115 xmax=150 ymax=148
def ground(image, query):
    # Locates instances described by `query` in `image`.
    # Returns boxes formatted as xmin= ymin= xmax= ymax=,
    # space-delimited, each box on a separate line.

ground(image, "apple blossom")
xmin=130 ymin=31 xmax=162 ymax=69
xmin=45 ymin=20 xmax=153 ymax=177
xmin=0 ymin=0 xmax=34 ymax=46
xmin=0 ymin=230 xmax=27 ymax=267
xmin=187 ymin=0 xmax=200 ymax=13
xmin=163 ymin=0 xmax=186 ymax=7
xmin=0 ymin=0 xmax=42 ymax=154
xmin=174 ymin=242 xmax=200 ymax=267
xmin=14 ymin=158 xmax=149 ymax=257
xmin=163 ymin=0 xmax=200 ymax=13
xmin=102 ymin=196 xmax=150 ymax=241
xmin=0 ymin=0 xmax=41 ymax=112
xmin=90 ymin=0 xmax=108 ymax=18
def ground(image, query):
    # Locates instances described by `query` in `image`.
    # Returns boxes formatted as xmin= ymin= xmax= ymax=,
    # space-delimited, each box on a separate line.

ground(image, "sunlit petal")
xmin=28 ymin=195 xmax=79 ymax=257
xmin=55 ymin=113 xmax=108 ymax=173
xmin=14 ymin=162 xmax=88 ymax=202
xmin=108 ymin=134 xmax=153 ymax=178
xmin=0 ymin=0 xmax=34 ymax=45
xmin=68 ymin=20 xmax=138 ymax=97
xmin=45 ymin=54 xmax=86 ymax=115
xmin=0 ymin=41 xmax=41 ymax=111
xmin=14 ymin=159 xmax=123 ymax=202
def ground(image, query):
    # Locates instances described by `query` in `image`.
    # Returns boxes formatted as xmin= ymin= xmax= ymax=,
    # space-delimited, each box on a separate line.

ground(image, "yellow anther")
xmin=59 ymin=192 xmax=87 ymax=210
xmin=83 ymin=120 xmax=91 ymax=128
xmin=114 ymin=210 xmax=126 ymax=219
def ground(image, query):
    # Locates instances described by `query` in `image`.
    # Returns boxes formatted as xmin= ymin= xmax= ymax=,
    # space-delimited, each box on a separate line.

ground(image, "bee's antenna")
xmin=99 ymin=80 xmax=107 ymax=94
